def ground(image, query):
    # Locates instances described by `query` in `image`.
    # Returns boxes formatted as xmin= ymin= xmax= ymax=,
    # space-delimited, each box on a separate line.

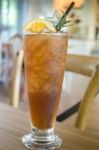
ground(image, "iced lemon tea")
xmin=24 ymin=33 xmax=68 ymax=129
xmin=22 ymin=2 xmax=75 ymax=149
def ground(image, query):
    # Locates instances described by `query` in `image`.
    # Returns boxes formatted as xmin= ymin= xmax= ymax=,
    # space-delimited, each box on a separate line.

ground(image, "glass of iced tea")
xmin=22 ymin=31 xmax=68 ymax=149
xmin=22 ymin=2 xmax=75 ymax=149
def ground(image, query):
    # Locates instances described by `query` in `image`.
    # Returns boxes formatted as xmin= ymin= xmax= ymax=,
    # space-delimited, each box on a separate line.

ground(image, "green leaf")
xmin=55 ymin=2 xmax=75 ymax=31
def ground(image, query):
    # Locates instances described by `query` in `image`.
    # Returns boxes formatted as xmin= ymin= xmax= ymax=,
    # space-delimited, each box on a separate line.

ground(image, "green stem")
xmin=55 ymin=2 xmax=75 ymax=31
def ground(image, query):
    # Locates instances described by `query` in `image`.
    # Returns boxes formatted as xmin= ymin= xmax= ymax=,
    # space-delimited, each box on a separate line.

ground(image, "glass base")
xmin=22 ymin=128 xmax=62 ymax=150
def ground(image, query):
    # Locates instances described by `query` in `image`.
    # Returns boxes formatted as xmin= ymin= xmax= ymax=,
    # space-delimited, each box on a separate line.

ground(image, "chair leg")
xmin=75 ymin=64 xmax=99 ymax=130
xmin=57 ymin=101 xmax=80 ymax=122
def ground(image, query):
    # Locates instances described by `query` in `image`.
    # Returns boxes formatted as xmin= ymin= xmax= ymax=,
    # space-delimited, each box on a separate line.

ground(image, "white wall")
xmin=27 ymin=0 xmax=53 ymax=21
xmin=73 ymin=0 xmax=97 ymax=40
xmin=87 ymin=0 xmax=97 ymax=40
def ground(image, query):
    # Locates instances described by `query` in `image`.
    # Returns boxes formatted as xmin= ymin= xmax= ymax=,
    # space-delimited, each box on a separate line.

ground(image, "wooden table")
xmin=0 ymin=102 xmax=99 ymax=150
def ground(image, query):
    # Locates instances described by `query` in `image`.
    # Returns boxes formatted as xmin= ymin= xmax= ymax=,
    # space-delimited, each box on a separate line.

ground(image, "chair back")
xmin=9 ymin=34 xmax=23 ymax=59
xmin=66 ymin=54 xmax=99 ymax=130
xmin=66 ymin=54 xmax=99 ymax=76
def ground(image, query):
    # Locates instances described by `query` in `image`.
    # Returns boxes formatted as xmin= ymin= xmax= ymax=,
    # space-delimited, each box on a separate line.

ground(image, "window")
xmin=0 ymin=0 xmax=17 ymax=36
xmin=0 ymin=0 xmax=18 ymax=42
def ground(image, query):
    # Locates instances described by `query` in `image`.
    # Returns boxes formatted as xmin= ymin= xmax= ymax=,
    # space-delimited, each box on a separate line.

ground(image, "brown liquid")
xmin=24 ymin=33 xmax=68 ymax=129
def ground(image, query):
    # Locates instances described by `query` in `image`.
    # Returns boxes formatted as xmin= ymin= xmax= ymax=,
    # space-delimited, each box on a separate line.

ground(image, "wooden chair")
xmin=57 ymin=54 xmax=99 ymax=130
xmin=10 ymin=50 xmax=24 ymax=108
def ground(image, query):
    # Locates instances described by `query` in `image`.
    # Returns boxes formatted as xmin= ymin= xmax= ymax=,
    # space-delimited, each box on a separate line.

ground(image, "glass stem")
xmin=31 ymin=127 xmax=56 ymax=144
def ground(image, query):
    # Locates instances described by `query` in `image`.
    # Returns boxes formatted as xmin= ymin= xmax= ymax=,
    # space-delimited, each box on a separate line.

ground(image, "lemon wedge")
xmin=24 ymin=18 xmax=56 ymax=32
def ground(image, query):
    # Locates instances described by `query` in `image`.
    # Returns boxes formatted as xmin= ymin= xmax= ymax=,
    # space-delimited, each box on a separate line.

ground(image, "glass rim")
xmin=23 ymin=31 xmax=69 ymax=36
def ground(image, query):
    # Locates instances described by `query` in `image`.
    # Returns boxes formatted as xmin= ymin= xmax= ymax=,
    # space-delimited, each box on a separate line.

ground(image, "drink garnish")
xmin=24 ymin=18 xmax=56 ymax=32
xmin=24 ymin=2 xmax=75 ymax=32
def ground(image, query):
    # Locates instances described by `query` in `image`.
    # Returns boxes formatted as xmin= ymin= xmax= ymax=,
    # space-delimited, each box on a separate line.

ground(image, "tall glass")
xmin=22 ymin=32 xmax=68 ymax=149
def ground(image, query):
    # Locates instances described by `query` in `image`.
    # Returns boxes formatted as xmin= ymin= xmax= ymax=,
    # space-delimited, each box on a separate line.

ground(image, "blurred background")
xmin=0 ymin=0 xmax=99 ymax=40
xmin=0 ymin=0 xmax=99 ymax=110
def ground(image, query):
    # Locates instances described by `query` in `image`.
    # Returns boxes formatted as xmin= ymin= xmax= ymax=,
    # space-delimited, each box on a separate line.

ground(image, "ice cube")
xmin=41 ymin=28 xmax=52 ymax=33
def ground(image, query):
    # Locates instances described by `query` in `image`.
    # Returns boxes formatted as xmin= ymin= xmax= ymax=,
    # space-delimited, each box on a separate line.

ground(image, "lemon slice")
xmin=24 ymin=18 xmax=56 ymax=32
